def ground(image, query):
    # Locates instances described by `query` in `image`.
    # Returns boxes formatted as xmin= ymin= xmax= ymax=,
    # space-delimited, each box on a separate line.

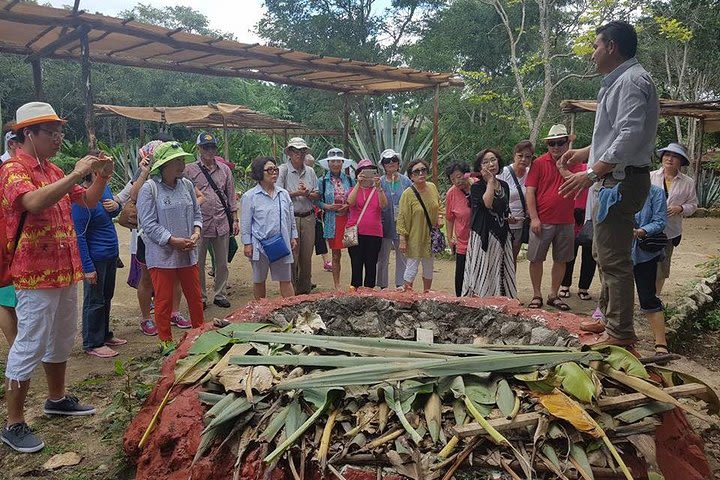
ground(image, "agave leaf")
xmin=175 ymin=351 xmax=221 ymax=385
xmin=555 ymin=362 xmax=597 ymax=403
xmin=198 ymin=391 xmax=225 ymax=406
xmin=614 ymin=401 xmax=675 ymax=424
xmin=382 ymin=385 xmax=423 ymax=444
xmin=257 ymin=404 xmax=290 ymax=443
xmin=651 ymin=365 xmax=720 ymax=414
xmin=496 ymin=379 xmax=515 ymax=417
xmin=230 ymin=355 xmax=412 ymax=368
xmin=203 ymin=392 xmax=237 ymax=421
xmin=202 ymin=394 xmax=264 ymax=435
xmin=217 ymin=322 xmax=271 ymax=337
xmin=264 ymin=388 xmax=339 ymax=464
xmin=188 ymin=330 xmax=233 ymax=355
xmin=599 ymin=364 xmax=716 ymax=424
xmin=569 ymin=444 xmax=595 ymax=480
xmin=284 ymin=398 xmax=306 ymax=437
xmin=594 ymin=345 xmax=649 ymax=378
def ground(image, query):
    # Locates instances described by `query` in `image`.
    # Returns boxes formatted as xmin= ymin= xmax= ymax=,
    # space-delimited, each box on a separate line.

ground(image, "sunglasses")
xmin=381 ymin=157 xmax=400 ymax=164
xmin=411 ymin=167 xmax=428 ymax=176
xmin=288 ymin=147 xmax=307 ymax=154
xmin=264 ymin=167 xmax=280 ymax=173
xmin=547 ymin=139 xmax=568 ymax=147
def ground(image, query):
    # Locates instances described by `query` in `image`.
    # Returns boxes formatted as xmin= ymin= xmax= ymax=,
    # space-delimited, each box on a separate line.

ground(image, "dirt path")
xmin=1 ymin=217 xmax=719 ymax=479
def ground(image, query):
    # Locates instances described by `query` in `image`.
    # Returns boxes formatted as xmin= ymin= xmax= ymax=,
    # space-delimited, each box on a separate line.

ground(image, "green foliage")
xmin=694 ymin=307 xmax=720 ymax=331
xmin=696 ymin=168 xmax=720 ymax=208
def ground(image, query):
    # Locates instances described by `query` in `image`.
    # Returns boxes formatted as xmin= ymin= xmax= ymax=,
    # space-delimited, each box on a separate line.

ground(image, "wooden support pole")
xmin=139 ymin=121 xmax=145 ymax=145
xmin=695 ymin=119 xmax=705 ymax=181
xmin=30 ymin=58 xmax=44 ymax=101
xmin=222 ymin=117 xmax=230 ymax=163
xmin=432 ymin=84 xmax=440 ymax=184
xmin=569 ymin=112 xmax=576 ymax=149
xmin=80 ymin=31 xmax=96 ymax=150
xmin=343 ymin=95 xmax=350 ymax=156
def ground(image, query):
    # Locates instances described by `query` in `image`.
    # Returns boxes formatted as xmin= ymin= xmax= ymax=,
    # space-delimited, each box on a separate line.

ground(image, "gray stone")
xmin=419 ymin=321 xmax=439 ymax=334
xmin=705 ymin=274 xmax=718 ymax=284
xmin=530 ymin=326 xmax=559 ymax=346
xmin=418 ymin=312 xmax=429 ymax=322
xmin=520 ymin=322 xmax=534 ymax=334
xmin=269 ymin=313 xmax=288 ymax=328
xmin=700 ymin=283 xmax=713 ymax=295
xmin=394 ymin=317 xmax=415 ymax=339
xmin=500 ymin=322 xmax=520 ymax=336
xmin=352 ymin=312 xmax=382 ymax=337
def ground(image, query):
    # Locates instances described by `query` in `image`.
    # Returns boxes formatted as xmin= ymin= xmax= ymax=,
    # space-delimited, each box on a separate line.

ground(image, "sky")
xmin=46 ymin=0 xmax=267 ymax=43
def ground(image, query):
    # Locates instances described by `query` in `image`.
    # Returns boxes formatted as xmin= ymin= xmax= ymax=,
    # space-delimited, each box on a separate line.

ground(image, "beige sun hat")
xmin=286 ymin=137 xmax=309 ymax=150
xmin=14 ymin=102 xmax=66 ymax=130
xmin=542 ymin=124 xmax=576 ymax=142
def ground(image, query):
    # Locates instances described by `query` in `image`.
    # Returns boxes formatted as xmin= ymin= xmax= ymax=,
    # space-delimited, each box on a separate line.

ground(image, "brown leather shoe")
xmin=582 ymin=332 xmax=637 ymax=347
xmin=580 ymin=319 xmax=606 ymax=334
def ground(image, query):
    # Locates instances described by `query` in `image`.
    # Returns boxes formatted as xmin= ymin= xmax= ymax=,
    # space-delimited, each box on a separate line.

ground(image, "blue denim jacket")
xmin=632 ymin=185 xmax=667 ymax=265
xmin=316 ymin=172 xmax=354 ymax=239
xmin=380 ymin=173 xmax=412 ymax=239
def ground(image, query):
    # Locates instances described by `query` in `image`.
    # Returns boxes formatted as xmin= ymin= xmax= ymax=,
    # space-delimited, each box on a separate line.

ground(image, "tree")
xmin=118 ymin=4 xmax=233 ymax=38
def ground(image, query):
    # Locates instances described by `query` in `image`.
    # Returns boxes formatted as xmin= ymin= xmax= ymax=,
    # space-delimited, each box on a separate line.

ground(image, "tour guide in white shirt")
xmin=558 ymin=20 xmax=658 ymax=347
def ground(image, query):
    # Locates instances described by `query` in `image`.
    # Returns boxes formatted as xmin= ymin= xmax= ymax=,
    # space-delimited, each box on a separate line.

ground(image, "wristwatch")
xmin=586 ymin=168 xmax=599 ymax=182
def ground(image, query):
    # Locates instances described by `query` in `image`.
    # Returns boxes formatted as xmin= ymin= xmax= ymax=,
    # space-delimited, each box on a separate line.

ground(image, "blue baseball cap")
xmin=196 ymin=132 xmax=217 ymax=146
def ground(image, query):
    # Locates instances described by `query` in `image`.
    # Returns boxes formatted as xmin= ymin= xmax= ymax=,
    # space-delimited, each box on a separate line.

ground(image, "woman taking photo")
xmin=316 ymin=148 xmax=355 ymax=290
xmin=497 ymin=141 xmax=533 ymax=265
xmin=444 ymin=161 xmax=472 ymax=297
xmin=397 ymin=159 xmax=441 ymax=293
xmin=136 ymin=142 xmax=205 ymax=352
xmin=241 ymin=157 xmax=298 ymax=299
xmin=376 ymin=148 xmax=412 ymax=289
xmin=346 ymin=159 xmax=387 ymax=289
xmin=463 ymin=149 xmax=517 ymax=298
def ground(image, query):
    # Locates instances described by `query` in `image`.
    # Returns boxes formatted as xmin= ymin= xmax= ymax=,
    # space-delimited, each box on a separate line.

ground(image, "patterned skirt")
xmin=462 ymin=229 xmax=517 ymax=298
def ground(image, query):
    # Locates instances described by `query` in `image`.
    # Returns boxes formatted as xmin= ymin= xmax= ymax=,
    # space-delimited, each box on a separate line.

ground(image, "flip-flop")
xmin=578 ymin=291 xmax=592 ymax=301
xmin=104 ymin=337 xmax=128 ymax=347
xmin=547 ymin=296 xmax=571 ymax=311
xmin=86 ymin=346 xmax=119 ymax=358
xmin=528 ymin=296 xmax=543 ymax=309
xmin=559 ymin=287 xmax=571 ymax=298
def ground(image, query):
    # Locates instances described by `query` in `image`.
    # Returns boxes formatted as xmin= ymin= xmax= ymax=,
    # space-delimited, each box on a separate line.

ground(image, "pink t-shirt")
xmin=445 ymin=185 xmax=472 ymax=254
xmin=347 ymin=186 xmax=383 ymax=237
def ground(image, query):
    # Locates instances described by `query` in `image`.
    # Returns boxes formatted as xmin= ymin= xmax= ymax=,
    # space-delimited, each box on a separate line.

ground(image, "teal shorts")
xmin=0 ymin=285 xmax=17 ymax=308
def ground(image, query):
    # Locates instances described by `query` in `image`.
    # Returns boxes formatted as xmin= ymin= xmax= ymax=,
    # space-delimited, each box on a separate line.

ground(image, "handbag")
xmin=506 ymin=166 xmax=529 ymax=244
xmin=117 ymin=200 xmax=138 ymax=229
xmin=638 ymin=231 xmax=668 ymax=252
xmin=343 ymin=187 xmax=376 ymax=248
xmin=254 ymin=194 xmax=291 ymax=263
xmin=411 ymin=186 xmax=447 ymax=254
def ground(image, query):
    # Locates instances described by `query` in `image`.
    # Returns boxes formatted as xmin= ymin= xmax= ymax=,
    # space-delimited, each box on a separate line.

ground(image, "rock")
xmin=530 ymin=327 xmax=559 ymax=346
xmin=453 ymin=327 xmax=476 ymax=343
xmin=43 ymin=452 xmax=82 ymax=470
xmin=96 ymin=464 xmax=109 ymax=474
xmin=705 ymin=274 xmax=718 ymax=284
xmin=419 ymin=321 xmax=438 ymax=334
xmin=700 ymin=283 xmax=713 ymax=295
xmin=268 ymin=313 xmax=288 ymax=328
xmin=500 ymin=322 xmax=520 ymax=336
xmin=520 ymin=322 xmax=534 ymax=334
xmin=351 ymin=312 xmax=382 ymax=337
xmin=417 ymin=312 xmax=429 ymax=322
xmin=394 ymin=316 xmax=415 ymax=339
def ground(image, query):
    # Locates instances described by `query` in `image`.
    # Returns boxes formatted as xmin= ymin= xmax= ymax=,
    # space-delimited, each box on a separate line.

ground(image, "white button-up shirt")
xmin=589 ymin=58 xmax=659 ymax=180
xmin=650 ymin=168 xmax=698 ymax=239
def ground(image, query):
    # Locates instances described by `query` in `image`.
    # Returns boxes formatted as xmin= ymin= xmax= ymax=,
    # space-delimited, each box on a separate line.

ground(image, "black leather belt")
xmin=625 ymin=166 xmax=650 ymax=174
xmin=294 ymin=210 xmax=314 ymax=218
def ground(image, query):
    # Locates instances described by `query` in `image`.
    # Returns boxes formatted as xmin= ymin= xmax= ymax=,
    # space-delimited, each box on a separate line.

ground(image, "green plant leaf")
xmin=465 ymin=376 xmax=497 ymax=405
xmin=284 ymin=398 xmax=306 ymax=437
xmin=594 ymin=345 xmax=649 ymax=378
xmin=555 ymin=362 xmax=597 ymax=403
xmin=175 ymin=351 xmax=221 ymax=384
xmin=614 ymin=401 xmax=675 ymax=424
xmin=188 ymin=330 xmax=233 ymax=355
xmin=217 ymin=322 xmax=272 ymax=337
xmin=496 ymin=378 xmax=515 ymax=417
xmin=651 ymin=365 xmax=720 ymax=414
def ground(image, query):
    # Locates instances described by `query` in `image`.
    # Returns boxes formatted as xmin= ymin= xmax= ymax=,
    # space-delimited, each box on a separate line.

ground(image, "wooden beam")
xmin=30 ymin=58 xmax=44 ymax=101
xmin=343 ymin=95 xmax=350 ymax=157
xmin=0 ymin=10 xmax=446 ymax=87
xmin=80 ymin=31 xmax=96 ymax=149
xmin=432 ymin=84 xmax=440 ymax=183
xmin=25 ymin=23 xmax=90 ymax=63
xmin=453 ymin=383 xmax=709 ymax=438
xmin=222 ymin=117 xmax=230 ymax=163
xmin=25 ymin=25 xmax=56 ymax=48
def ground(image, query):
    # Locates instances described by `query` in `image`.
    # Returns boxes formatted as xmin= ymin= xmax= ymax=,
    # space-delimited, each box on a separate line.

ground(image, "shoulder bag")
xmin=411 ymin=185 xmax=447 ymax=254
xmin=638 ymin=231 xmax=668 ymax=252
xmin=199 ymin=164 xmax=239 ymax=262
xmin=506 ymin=166 xmax=530 ymax=244
xmin=343 ymin=187 xmax=376 ymax=248
xmin=253 ymin=193 xmax=291 ymax=263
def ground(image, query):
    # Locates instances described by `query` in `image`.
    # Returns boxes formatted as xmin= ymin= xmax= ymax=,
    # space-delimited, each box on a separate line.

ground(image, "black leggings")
xmin=561 ymin=239 xmax=596 ymax=290
xmin=634 ymin=257 xmax=663 ymax=313
xmin=348 ymin=235 xmax=382 ymax=288
xmin=455 ymin=253 xmax=466 ymax=297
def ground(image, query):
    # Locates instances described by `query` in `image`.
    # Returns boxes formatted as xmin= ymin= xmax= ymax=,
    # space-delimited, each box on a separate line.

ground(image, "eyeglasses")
xmin=411 ymin=167 xmax=428 ymax=176
xmin=481 ymin=157 xmax=498 ymax=165
xmin=547 ymin=139 xmax=568 ymax=147
xmin=38 ymin=128 xmax=64 ymax=140
xmin=264 ymin=167 xmax=280 ymax=174
xmin=381 ymin=157 xmax=400 ymax=164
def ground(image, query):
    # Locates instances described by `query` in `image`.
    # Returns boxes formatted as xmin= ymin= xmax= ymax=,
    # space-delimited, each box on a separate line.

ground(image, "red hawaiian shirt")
xmin=0 ymin=151 xmax=85 ymax=289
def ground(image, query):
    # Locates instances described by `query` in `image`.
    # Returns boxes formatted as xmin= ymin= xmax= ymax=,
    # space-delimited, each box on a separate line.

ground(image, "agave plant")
xmin=350 ymin=107 xmax=458 ymax=172
xmin=696 ymin=168 xmax=720 ymax=208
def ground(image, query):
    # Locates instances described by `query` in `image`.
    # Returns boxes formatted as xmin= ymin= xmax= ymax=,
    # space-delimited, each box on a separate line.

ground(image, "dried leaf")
xmin=536 ymin=390 xmax=603 ymax=438
xmin=569 ymin=444 xmax=595 ymax=480
xmin=293 ymin=309 xmax=326 ymax=334
xmin=43 ymin=452 xmax=82 ymax=470
xmin=425 ymin=392 xmax=442 ymax=444
xmin=175 ymin=351 xmax=221 ymax=384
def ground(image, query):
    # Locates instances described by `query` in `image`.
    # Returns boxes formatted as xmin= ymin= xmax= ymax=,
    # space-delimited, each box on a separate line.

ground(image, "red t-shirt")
xmin=524 ymin=152 xmax=582 ymax=224
xmin=445 ymin=185 xmax=472 ymax=254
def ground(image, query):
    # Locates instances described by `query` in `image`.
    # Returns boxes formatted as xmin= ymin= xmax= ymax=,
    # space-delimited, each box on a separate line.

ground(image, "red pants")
xmin=149 ymin=265 xmax=204 ymax=341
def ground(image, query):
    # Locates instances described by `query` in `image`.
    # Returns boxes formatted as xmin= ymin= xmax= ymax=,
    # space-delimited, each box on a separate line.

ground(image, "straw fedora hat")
xmin=542 ymin=124 xmax=576 ymax=142
xmin=14 ymin=102 xmax=66 ymax=130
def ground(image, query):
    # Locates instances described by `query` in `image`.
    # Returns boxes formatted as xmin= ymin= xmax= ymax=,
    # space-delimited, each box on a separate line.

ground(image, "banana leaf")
xmin=650 ymin=365 xmax=720 ymax=414
xmin=175 ymin=351 xmax=221 ymax=385
xmin=593 ymin=345 xmax=649 ymax=378
xmin=555 ymin=362 xmax=598 ymax=403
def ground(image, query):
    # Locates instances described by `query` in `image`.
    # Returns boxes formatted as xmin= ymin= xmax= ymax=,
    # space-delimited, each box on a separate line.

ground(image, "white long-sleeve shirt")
xmin=650 ymin=168 xmax=698 ymax=239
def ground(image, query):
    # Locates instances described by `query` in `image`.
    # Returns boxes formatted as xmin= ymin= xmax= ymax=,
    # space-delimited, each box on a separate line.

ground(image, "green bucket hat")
xmin=150 ymin=141 xmax=194 ymax=173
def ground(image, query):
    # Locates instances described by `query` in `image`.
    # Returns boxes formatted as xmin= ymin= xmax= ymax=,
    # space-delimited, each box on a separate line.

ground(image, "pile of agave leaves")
xmin=139 ymin=311 xmax=719 ymax=480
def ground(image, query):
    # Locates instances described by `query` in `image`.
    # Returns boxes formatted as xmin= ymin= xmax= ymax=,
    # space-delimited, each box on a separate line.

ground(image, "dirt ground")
xmin=1 ymin=217 xmax=720 ymax=479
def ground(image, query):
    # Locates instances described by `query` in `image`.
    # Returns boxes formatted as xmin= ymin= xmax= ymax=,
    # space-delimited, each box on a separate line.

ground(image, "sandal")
xmin=655 ymin=344 xmax=670 ymax=355
xmin=559 ymin=287 xmax=571 ymax=298
xmin=547 ymin=296 xmax=571 ymax=311
xmin=528 ymin=296 xmax=543 ymax=309
xmin=577 ymin=291 xmax=592 ymax=301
